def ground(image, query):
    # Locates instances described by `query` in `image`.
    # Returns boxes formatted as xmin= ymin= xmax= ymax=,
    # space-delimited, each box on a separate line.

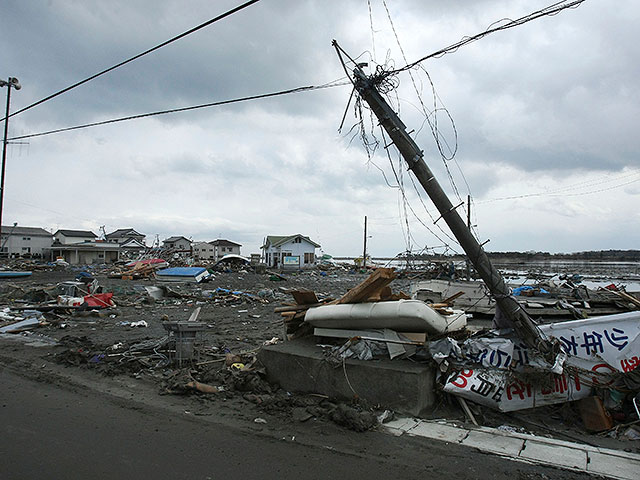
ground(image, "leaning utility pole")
xmin=466 ymin=194 xmax=471 ymax=280
xmin=333 ymin=41 xmax=551 ymax=354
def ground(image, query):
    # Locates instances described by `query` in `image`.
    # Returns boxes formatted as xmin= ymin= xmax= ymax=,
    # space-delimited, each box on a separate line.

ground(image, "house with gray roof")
xmin=53 ymin=229 xmax=97 ymax=245
xmin=261 ymin=234 xmax=320 ymax=269
xmin=0 ymin=225 xmax=53 ymax=258
xmin=162 ymin=236 xmax=192 ymax=258
xmin=105 ymin=228 xmax=146 ymax=246
xmin=49 ymin=229 xmax=120 ymax=264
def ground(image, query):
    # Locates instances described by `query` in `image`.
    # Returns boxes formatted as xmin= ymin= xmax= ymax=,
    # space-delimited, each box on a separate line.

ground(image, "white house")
xmin=261 ymin=234 xmax=320 ymax=269
xmin=193 ymin=241 xmax=216 ymax=260
xmin=210 ymin=239 xmax=241 ymax=260
xmin=120 ymin=238 xmax=147 ymax=256
xmin=49 ymin=242 xmax=120 ymax=265
xmin=0 ymin=225 xmax=53 ymax=258
xmin=53 ymin=229 xmax=98 ymax=245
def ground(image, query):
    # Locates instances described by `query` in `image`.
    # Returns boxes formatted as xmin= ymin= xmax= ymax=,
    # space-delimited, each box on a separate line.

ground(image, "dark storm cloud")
xmin=1 ymin=0 xmax=360 ymax=127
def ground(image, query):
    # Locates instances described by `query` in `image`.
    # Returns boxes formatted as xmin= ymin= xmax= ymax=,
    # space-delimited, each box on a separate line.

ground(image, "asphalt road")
xmin=0 ymin=366 xmax=586 ymax=480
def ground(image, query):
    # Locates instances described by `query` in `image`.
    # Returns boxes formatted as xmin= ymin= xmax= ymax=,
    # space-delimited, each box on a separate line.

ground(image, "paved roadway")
xmin=0 ymin=367 xmax=586 ymax=479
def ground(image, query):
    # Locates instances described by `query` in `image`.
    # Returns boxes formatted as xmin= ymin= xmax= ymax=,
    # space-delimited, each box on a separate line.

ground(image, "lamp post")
xmin=0 ymin=76 xmax=21 ymax=251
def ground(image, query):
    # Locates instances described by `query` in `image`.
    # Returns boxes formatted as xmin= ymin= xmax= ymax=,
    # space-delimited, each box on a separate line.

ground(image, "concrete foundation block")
xmin=258 ymin=337 xmax=436 ymax=416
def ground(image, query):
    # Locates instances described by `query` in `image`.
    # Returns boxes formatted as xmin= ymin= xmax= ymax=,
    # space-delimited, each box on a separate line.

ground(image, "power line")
xmin=391 ymin=0 xmax=587 ymax=74
xmin=477 ymin=168 xmax=640 ymax=204
xmin=8 ymin=80 xmax=349 ymax=141
xmin=2 ymin=0 xmax=262 ymax=121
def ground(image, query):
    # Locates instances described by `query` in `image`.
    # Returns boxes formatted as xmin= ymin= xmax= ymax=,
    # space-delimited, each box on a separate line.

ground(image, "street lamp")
xmin=0 ymin=76 xmax=21 ymax=252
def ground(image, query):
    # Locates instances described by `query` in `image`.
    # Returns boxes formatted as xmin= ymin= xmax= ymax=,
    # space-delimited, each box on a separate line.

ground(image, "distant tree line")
xmin=403 ymin=250 xmax=640 ymax=262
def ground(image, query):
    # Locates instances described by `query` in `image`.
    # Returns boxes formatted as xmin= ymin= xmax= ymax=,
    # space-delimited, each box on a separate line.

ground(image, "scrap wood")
xmin=365 ymin=285 xmax=392 ymax=302
xmin=366 ymin=287 xmax=411 ymax=302
xmin=457 ymin=397 xmax=479 ymax=426
xmin=108 ymin=263 xmax=156 ymax=280
xmin=282 ymin=311 xmax=305 ymax=322
xmin=425 ymin=301 xmax=455 ymax=315
xmin=337 ymin=268 xmax=397 ymax=304
xmin=390 ymin=291 xmax=411 ymax=301
xmin=610 ymin=290 xmax=640 ymax=308
xmin=291 ymin=289 xmax=319 ymax=305
xmin=274 ymin=299 xmax=335 ymax=313
xmin=441 ymin=291 xmax=465 ymax=305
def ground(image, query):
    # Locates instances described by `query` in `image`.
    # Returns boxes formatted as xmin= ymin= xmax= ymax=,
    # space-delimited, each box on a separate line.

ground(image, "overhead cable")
xmin=8 ymin=80 xmax=349 ymax=141
xmin=3 ymin=0 xmax=262 ymax=121
xmin=391 ymin=0 xmax=587 ymax=74
xmin=478 ymin=169 xmax=640 ymax=203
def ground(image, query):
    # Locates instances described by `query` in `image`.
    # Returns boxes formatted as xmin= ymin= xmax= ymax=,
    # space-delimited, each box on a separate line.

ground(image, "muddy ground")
xmin=0 ymin=266 xmax=638 ymax=458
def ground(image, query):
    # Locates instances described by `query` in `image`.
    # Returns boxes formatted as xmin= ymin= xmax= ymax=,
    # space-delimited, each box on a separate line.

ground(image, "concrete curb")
xmin=385 ymin=418 xmax=640 ymax=479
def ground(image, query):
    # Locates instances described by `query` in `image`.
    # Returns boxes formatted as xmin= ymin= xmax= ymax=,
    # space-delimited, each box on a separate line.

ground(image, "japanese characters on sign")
xmin=438 ymin=311 xmax=640 ymax=411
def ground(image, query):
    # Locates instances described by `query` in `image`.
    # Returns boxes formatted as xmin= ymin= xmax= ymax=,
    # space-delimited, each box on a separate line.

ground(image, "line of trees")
xmin=404 ymin=250 xmax=640 ymax=262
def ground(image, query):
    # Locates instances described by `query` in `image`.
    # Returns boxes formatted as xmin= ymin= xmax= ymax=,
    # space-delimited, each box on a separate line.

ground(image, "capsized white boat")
xmin=304 ymin=299 xmax=467 ymax=334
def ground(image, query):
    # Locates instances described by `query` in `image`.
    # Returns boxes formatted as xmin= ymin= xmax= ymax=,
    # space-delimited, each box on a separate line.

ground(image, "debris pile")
xmin=412 ymin=277 xmax=639 ymax=318
xmin=107 ymin=261 xmax=163 ymax=280
xmin=276 ymin=268 xmax=467 ymax=360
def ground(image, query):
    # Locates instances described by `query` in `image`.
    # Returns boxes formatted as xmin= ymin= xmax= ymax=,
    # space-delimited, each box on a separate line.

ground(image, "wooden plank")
xmin=337 ymin=268 xmax=396 ymax=304
xmin=291 ymin=289 xmax=319 ymax=305
xmin=441 ymin=291 xmax=465 ymax=305
xmin=274 ymin=300 xmax=334 ymax=313
xmin=389 ymin=291 xmax=411 ymax=301
xmin=366 ymin=285 xmax=392 ymax=302
xmin=400 ymin=332 xmax=427 ymax=343
xmin=611 ymin=290 xmax=640 ymax=308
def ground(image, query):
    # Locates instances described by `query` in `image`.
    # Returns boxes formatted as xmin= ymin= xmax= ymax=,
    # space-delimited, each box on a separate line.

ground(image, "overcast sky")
xmin=1 ymin=0 xmax=638 ymax=257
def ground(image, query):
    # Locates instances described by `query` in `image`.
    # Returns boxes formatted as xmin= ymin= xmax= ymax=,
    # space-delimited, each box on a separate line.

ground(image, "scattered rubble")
xmin=0 ymin=264 xmax=638 ymax=443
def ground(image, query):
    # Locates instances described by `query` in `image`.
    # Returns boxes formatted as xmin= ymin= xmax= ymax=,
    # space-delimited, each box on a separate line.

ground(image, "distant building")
xmin=0 ymin=226 xmax=53 ymax=258
xmin=53 ymin=229 xmax=97 ymax=245
xmin=193 ymin=241 xmax=216 ymax=261
xmin=261 ymin=234 xmax=320 ymax=269
xmin=210 ymin=239 xmax=241 ymax=260
xmin=162 ymin=236 xmax=192 ymax=256
xmin=120 ymin=238 xmax=147 ymax=256
xmin=49 ymin=242 xmax=120 ymax=265
xmin=105 ymin=228 xmax=146 ymax=246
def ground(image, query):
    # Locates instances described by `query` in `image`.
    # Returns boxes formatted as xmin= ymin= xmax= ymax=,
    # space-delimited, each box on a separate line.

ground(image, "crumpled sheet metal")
xmin=439 ymin=311 xmax=640 ymax=411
